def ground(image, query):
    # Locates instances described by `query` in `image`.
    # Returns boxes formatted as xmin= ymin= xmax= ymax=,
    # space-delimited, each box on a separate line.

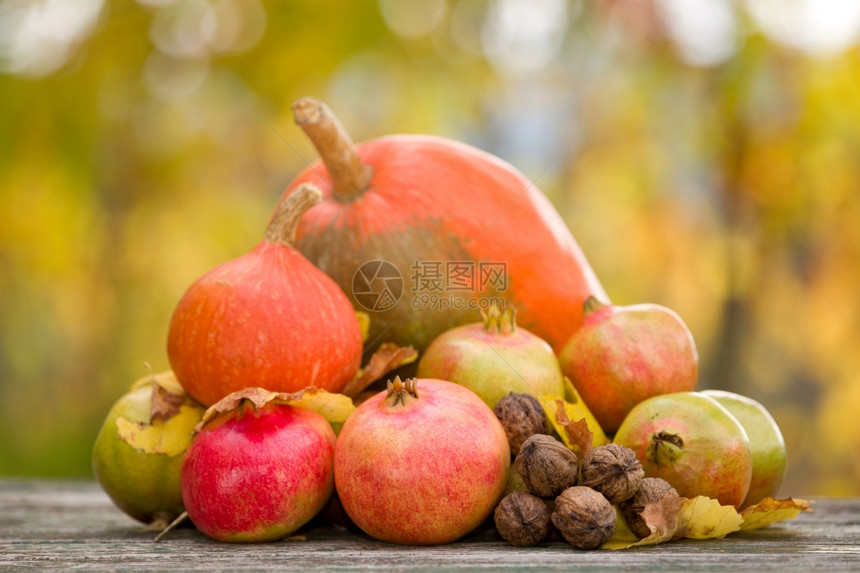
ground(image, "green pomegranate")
xmin=614 ymin=392 xmax=753 ymax=508
xmin=416 ymin=306 xmax=565 ymax=409
xmin=92 ymin=371 xmax=204 ymax=527
xmin=701 ymin=390 xmax=787 ymax=507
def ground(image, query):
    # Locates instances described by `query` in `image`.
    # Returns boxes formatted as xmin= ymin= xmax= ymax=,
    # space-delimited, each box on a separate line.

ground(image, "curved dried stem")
xmin=264 ymin=183 xmax=322 ymax=246
xmin=292 ymin=97 xmax=373 ymax=200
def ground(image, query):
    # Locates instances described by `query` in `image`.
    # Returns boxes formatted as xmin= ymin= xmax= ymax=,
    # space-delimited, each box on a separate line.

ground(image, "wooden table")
xmin=2 ymin=480 xmax=858 ymax=571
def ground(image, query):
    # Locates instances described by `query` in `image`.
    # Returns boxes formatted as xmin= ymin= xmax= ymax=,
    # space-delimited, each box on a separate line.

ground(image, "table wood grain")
xmin=2 ymin=479 xmax=858 ymax=571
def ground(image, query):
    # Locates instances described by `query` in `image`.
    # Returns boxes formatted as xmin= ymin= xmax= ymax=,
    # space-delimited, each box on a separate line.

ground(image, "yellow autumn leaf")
xmin=196 ymin=387 xmax=356 ymax=436
xmin=116 ymin=404 xmax=204 ymax=457
xmin=562 ymin=377 xmax=609 ymax=446
xmin=502 ymin=467 xmax=529 ymax=497
xmin=356 ymin=311 xmax=370 ymax=342
xmin=739 ymin=497 xmax=813 ymax=531
xmin=151 ymin=371 xmax=186 ymax=396
xmin=129 ymin=369 xmax=181 ymax=392
xmin=562 ymin=376 xmax=580 ymax=403
xmin=284 ymin=388 xmax=355 ymax=426
xmin=542 ymin=384 xmax=609 ymax=450
xmin=602 ymin=507 xmax=641 ymax=549
xmin=679 ymin=496 xmax=743 ymax=539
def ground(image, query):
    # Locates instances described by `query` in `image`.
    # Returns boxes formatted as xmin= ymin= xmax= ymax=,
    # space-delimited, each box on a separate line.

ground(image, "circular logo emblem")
xmin=352 ymin=260 xmax=403 ymax=312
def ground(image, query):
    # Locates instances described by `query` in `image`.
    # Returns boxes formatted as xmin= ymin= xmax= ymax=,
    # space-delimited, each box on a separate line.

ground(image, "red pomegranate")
xmin=181 ymin=388 xmax=336 ymax=542
xmin=282 ymin=98 xmax=606 ymax=354
xmin=558 ymin=297 xmax=699 ymax=433
xmin=334 ymin=377 xmax=510 ymax=545
xmin=167 ymin=184 xmax=363 ymax=406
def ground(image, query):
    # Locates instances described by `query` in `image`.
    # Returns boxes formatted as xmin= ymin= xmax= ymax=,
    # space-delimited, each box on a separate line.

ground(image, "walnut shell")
xmin=514 ymin=434 xmax=578 ymax=498
xmin=494 ymin=491 xmax=552 ymax=547
xmin=580 ymin=443 xmax=644 ymax=504
xmin=619 ymin=477 xmax=680 ymax=538
xmin=551 ymin=486 xmax=616 ymax=550
xmin=494 ymin=393 xmax=547 ymax=455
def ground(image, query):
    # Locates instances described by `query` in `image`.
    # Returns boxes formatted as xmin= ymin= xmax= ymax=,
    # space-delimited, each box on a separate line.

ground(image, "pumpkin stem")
xmin=264 ymin=183 xmax=322 ymax=246
xmin=292 ymin=97 xmax=373 ymax=200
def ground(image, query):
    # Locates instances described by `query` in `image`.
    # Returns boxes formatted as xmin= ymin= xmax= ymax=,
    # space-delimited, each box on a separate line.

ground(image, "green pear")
xmin=614 ymin=392 xmax=753 ymax=508
xmin=92 ymin=371 xmax=204 ymax=526
xmin=701 ymin=390 xmax=787 ymax=508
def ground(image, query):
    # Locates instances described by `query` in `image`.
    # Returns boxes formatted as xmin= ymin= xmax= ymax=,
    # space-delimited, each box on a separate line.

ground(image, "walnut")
xmin=494 ymin=393 xmax=547 ymax=455
xmin=580 ymin=443 xmax=644 ymax=504
xmin=514 ymin=434 xmax=578 ymax=498
xmin=619 ymin=477 xmax=680 ymax=538
xmin=551 ymin=486 xmax=616 ymax=550
xmin=494 ymin=491 xmax=552 ymax=547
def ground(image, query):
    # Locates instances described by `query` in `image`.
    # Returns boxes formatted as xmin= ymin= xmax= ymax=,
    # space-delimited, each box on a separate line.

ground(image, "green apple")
xmin=701 ymin=390 xmax=787 ymax=508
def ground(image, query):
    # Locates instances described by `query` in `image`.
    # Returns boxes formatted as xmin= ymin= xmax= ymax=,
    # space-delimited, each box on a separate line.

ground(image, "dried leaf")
xmin=116 ymin=404 xmax=203 ymax=456
xmin=117 ymin=370 xmax=204 ymax=455
xmin=556 ymin=402 xmax=593 ymax=457
xmin=342 ymin=343 xmax=418 ymax=397
xmin=150 ymin=382 xmax=186 ymax=422
xmin=603 ymin=492 xmax=685 ymax=549
xmin=560 ymin=377 xmax=609 ymax=446
xmin=541 ymin=391 xmax=609 ymax=456
xmin=200 ymin=387 xmax=281 ymax=423
xmin=679 ymin=496 xmax=743 ymax=539
xmin=605 ymin=494 xmax=808 ymax=550
xmin=195 ymin=387 xmax=355 ymax=433
xmin=637 ymin=493 xmax=687 ymax=543
xmin=739 ymin=497 xmax=813 ymax=531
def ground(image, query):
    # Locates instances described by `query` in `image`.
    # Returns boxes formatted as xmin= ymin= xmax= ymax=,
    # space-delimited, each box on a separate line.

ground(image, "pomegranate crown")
xmin=582 ymin=296 xmax=609 ymax=316
xmin=385 ymin=376 xmax=418 ymax=406
xmin=481 ymin=302 xmax=517 ymax=335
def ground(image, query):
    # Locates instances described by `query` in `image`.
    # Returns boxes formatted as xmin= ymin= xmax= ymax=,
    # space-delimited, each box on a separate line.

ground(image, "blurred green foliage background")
xmin=1 ymin=0 xmax=859 ymax=496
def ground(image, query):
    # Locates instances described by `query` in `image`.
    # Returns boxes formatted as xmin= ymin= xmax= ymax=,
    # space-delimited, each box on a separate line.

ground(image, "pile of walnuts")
xmin=493 ymin=393 xmax=679 ymax=550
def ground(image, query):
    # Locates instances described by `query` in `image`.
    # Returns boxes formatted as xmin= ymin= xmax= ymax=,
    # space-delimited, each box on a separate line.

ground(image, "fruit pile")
xmin=92 ymin=98 xmax=809 ymax=549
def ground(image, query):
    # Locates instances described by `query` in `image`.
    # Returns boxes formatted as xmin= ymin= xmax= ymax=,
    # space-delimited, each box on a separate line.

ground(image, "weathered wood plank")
xmin=1 ymin=480 xmax=858 ymax=571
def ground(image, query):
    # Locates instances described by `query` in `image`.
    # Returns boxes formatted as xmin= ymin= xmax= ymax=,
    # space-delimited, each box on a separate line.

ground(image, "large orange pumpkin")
xmin=282 ymin=98 xmax=606 ymax=355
